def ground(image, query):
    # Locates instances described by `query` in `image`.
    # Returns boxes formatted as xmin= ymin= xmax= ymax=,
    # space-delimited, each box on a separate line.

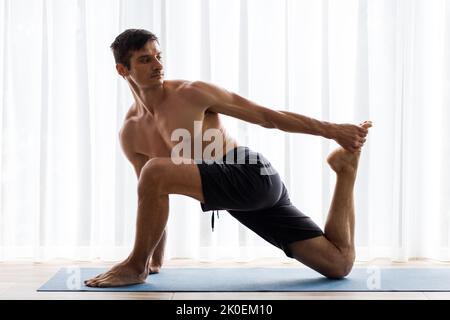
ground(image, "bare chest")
xmin=131 ymin=100 xmax=219 ymax=159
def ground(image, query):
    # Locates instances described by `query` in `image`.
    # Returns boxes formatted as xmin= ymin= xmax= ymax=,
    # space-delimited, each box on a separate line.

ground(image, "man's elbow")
xmin=260 ymin=121 xmax=274 ymax=129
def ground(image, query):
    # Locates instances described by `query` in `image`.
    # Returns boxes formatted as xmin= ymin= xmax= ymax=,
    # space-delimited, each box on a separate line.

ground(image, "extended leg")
xmin=324 ymin=149 xmax=358 ymax=253
xmin=288 ymin=122 xmax=371 ymax=278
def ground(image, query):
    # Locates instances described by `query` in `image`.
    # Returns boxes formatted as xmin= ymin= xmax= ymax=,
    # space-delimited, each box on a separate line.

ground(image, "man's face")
xmin=122 ymin=40 xmax=164 ymax=87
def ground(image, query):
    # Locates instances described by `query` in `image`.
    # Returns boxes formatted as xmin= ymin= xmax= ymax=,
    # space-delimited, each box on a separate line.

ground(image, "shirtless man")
xmin=85 ymin=29 xmax=372 ymax=287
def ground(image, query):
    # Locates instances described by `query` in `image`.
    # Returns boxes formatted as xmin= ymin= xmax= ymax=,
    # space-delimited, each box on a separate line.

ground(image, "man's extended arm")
xmin=191 ymin=81 xmax=368 ymax=153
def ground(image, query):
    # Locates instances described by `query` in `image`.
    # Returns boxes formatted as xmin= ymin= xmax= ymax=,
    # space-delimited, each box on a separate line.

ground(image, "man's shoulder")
xmin=162 ymin=79 xmax=200 ymax=101
xmin=164 ymin=79 xmax=190 ymax=90
xmin=179 ymin=80 xmax=214 ymax=92
xmin=166 ymin=79 xmax=202 ymax=94
xmin=174 ymin=80 xmax=220 ymax=106
xmin=118 ymin=121 xmax=148 ymax=164
xmin=119 ymin=105 xmax=140 ymax=142
xmin=165 ymin=79 xmax=221 ymax=96
xmin=119 ymin=118 xmax=136 ymax=143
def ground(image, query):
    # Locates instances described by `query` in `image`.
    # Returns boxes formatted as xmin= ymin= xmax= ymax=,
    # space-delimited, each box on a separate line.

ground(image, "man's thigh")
xmin=140 ymin=157 xmax=204 ymax=203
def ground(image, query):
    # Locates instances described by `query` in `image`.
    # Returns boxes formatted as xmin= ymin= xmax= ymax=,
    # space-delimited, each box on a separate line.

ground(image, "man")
xmin=85 ymin=29 xmax=372 ymax=287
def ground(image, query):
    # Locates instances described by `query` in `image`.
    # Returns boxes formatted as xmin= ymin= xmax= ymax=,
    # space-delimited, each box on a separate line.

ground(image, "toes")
xmin=85 ymin=274 xmax=102 ymax=284
xmin=89 ymin=279 xmax=104 ymax=287
xmin=358 ymin=121 xmax=372 ymax=139
xmin=85 ymin=279 xmax=99 ymax=287
xmin=95 ymin=276 xmax=114 ymax=288
xmin=86 ymin=272 xmax=105 ymax=283
xmin=85 ymin=273 xmax=111 ymax=287
xmin=360 ymin=121 xmax=373 ymax=128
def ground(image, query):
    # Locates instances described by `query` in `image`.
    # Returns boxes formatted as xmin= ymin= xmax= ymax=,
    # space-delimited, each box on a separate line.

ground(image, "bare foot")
xmin=327 ymin=147 xmax=360 ymax=174
xmin=327 ymin=121 xmax=372 ymax=174
xmin=84 ymin=261 xmax=147 ymax=288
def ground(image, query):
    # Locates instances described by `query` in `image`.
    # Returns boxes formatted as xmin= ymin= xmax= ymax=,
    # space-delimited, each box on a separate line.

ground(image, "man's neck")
xmin=130 ymin=81 xmax=165 ymax=117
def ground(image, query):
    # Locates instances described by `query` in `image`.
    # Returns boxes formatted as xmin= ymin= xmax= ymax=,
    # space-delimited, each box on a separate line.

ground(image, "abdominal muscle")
xmin=170 ymin=121 xmax=240 ymax=162
xmin=202 ymin=128 xmax=239 ymax=161
xmin=197 ymin=110 xmax=240 ymax=161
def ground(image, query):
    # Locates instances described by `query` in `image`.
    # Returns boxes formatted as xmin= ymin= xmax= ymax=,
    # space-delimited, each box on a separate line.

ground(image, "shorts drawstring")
xmin=211 ymin=210 xmax=220 ymax=231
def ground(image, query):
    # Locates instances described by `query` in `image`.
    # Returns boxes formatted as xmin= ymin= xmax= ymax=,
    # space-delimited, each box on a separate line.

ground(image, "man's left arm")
xmin=192 ymin=81 xmax=368 ymax=153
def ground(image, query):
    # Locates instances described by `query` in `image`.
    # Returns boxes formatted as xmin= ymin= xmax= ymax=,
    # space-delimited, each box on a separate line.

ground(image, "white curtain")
xmin=0 ymin=0 xmax=449 ymax=262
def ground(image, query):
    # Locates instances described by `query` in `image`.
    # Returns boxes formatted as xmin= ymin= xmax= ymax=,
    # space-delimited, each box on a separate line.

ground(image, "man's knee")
xmin=138 ymin=158 xmax=168 ymax=195
xmin=324 ymin=248 xmax=355 ymax=279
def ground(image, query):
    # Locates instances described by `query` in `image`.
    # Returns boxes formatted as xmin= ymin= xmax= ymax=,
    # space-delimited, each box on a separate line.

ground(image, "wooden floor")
xmin=1 ymin=258 xmax=449 ymax=300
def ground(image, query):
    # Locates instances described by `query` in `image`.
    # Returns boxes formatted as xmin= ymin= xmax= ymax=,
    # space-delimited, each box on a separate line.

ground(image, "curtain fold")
xmin=442 ymin=0 xmax=450 ymax=260
xmin=0 ymin=0 xmax=449 ymax=262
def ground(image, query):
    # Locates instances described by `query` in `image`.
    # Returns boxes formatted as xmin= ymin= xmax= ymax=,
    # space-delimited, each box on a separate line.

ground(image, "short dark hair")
xmin=110 ymin=29 xmax=159 ymax=69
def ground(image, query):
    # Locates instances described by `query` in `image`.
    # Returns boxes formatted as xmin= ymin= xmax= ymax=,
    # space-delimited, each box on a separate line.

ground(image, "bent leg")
xmin=130 ymin=157 xmax=204 ymax=266
xmin=288 ymin=236 xmax=354 ymax=278
xmin=85 ymin=157 xmax=204 ymax=287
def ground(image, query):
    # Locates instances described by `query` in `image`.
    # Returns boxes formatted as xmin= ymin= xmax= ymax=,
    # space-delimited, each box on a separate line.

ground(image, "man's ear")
xmin=116 ymin=63 xmax=129 ymax=78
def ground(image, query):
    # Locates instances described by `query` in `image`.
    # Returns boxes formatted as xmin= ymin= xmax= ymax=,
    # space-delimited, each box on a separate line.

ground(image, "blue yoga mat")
xmin=38 ymin=267 xmax=450 ymax=292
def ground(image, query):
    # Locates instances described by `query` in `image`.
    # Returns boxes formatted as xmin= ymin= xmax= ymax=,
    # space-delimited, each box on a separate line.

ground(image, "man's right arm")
xmin=119 ymin=126 xmax=167 ymax=267
xmin=119 ymin=126 xmax=148 ymax=179
xmin=191 ymin=81 xmax=368 ymax=153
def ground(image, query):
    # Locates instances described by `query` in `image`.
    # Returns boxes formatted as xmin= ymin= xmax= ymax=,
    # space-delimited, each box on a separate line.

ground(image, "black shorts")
xmin=196 ymin=146 xmax=324 ymax=258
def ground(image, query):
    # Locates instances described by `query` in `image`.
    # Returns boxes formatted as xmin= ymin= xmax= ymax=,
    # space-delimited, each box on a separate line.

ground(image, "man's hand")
xmin=332 ymin=121 xmax=372 ymax=153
